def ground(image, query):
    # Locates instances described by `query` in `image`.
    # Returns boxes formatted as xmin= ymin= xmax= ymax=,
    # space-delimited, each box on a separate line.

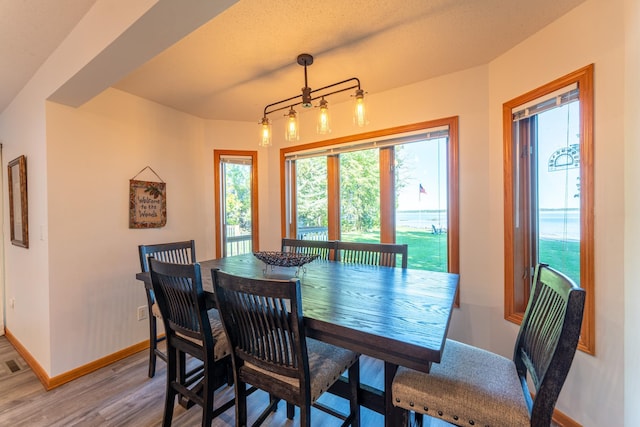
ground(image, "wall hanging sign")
xmin=129 ymin=166 xmax=166 ymax=229
xmin=8 ymin=155 xmax=29 ymax=247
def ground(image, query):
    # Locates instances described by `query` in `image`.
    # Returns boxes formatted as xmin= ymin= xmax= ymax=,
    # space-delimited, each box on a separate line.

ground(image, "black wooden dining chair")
xmin=212 ymin=269 xmax=361 ymax=427
xmin=336 ymin=241 xmax=408 ymax=268
xmin=138 ymin=240 xmax=196 ymax=377
xmin=281 ymin=238 xmax=338 ymax=261
xmin=392 ymin=264 xmax=585 ymax=426
xmin=149 ymin=258 xmax=234 ymax=427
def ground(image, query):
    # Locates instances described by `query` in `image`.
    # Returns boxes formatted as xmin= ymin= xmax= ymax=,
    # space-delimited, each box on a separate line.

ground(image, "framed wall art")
xmin=129 ymin=167 xmax=166 ymax=229
xmin=8 ymin=155 xmax=28 ymax=248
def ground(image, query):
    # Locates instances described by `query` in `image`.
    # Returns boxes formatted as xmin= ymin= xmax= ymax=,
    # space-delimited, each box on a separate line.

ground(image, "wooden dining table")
xmin=137 ymin=253 xmax=459 ymax=426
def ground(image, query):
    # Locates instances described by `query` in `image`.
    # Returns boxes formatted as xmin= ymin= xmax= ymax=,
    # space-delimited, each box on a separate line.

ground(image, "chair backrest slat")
xmin=138 ymin=240 xmax=196 ymax=273
xmin=213 ymin=270 xmax=307 ymax=381
xmin=336 ymin=241 xmax=408 ymax=268
xmin=281 ymin=238 xmax=337 ymax=261
xmin=513 ymin=264 xmax=585 ymax=424
xmin=149 ymin=259 xmax=211 ymax=346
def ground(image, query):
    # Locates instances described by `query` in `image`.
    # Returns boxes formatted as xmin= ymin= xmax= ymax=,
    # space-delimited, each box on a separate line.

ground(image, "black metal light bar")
xmin=262 ymin=54 xmax=362 ymax=117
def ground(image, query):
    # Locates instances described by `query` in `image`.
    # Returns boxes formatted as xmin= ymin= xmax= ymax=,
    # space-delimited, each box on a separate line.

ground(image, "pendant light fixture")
xmin=259 ymin=53 xmax=367 ymax=146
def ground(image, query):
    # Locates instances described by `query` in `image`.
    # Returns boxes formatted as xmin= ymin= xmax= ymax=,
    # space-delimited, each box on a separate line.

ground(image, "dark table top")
xmin=136 ymin=253 xmax=459 ymax=423
xmin=197 ymin=254 xmax=459 ymax=373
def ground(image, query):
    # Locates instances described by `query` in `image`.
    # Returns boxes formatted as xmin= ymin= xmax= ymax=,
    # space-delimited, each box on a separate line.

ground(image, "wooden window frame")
xmin=214 ymin=150 xmax=259 ymax=258
xmin=503 ymin=64 xmax=595 ymax=355
xmin=280 ymin=117 xmax=459 ymax=281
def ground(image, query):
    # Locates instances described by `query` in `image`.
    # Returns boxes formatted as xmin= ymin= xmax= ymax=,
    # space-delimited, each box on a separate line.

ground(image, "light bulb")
xmin=259 ymin=116 xmax=272 ymax=147
xmin=317 ymin=98 xmax=331 ymax=134
xmin=285 ymin=107 xmax=299 ymax=141
xmin=353 ymin=89 xmax=367 ymax=127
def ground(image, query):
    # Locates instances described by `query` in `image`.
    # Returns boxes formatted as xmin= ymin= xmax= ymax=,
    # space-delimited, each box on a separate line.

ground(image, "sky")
xmin=537 ymin=101 xmax=581 ymax=210
xmin=395 ymin=99 xmax=579 ymax=213
xmin=396 ymin=138 xmax=448 ymax=211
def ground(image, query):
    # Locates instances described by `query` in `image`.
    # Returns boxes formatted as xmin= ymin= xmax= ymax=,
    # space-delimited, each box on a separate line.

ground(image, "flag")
xmin=419 ymin=183 xmax=426 ymax=201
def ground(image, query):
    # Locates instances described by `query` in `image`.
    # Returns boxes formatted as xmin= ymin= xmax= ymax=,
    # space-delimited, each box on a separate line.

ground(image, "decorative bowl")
xmin=253 ymin=251 xmax=319 ymax=276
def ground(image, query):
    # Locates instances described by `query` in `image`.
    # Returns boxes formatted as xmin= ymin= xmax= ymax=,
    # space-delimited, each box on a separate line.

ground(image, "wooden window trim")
xmin=327 ymin=155 xmax=341 ymax=241
xmin=503 ymin=64 xmax=595 ymax=355
xmin=379 ymin=147 xmax=396 ymax=243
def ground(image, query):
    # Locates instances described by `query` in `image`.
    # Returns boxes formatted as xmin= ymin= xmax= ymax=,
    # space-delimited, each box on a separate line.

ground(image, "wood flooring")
xmin=0 ymin=336 xmax=448 ymax=426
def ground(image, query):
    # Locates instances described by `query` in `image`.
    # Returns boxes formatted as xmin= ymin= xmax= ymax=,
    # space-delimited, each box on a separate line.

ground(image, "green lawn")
xmin=539 ymin=238 xmax=580 ymax=284
xmin=342 ymin=228 xmax=448 ymax=271
xmin=341 ymin=230 xmax=580 ymax=282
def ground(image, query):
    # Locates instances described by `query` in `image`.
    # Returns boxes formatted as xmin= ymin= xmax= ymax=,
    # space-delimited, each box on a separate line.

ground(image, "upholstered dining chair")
xmin=392 ymin=264 xmax=585 ymax=427
xmin=212 ymin=269 xmax=361 ymax=427
xmin=138 ymin=240 xmax=196 ymax=378
xmin=336 ymin=241 xmax=408 ymax=268
xmin=149 ymin=258 xmax=234 ymax=427
xmin=281 ymin=238 xmax=338 ymax=261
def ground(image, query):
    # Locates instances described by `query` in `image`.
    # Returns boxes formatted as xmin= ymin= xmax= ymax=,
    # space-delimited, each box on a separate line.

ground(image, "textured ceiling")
xmin=2 ymin=0 xmax=586 ymax=121
xmin=114 ymin=0 xmax=586 ymax=121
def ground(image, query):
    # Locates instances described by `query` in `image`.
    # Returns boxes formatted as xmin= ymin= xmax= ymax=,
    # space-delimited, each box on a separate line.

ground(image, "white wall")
xmin=624 ymin=0 xmax=640 ymax=424
xmin=489 ymin=0 xmax=625 ymax=424
xmin=46 ymin=88 xmax=211 ymax=374
xmin=0 ymin=96 xmax=49 ymax=356
xmin=0 ymin=143 xmax=3 ymax=335
xmin=0 ymin=0 xmax=162 ymax=376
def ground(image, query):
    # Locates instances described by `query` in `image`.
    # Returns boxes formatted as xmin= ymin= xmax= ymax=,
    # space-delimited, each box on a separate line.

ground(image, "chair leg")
xmin=286 ymin=402 xmax=295 ymax=419
xmin=236 ymin=380 xmax=248 ymax=427
xmin=201 ymin=360 xmax=214 ymax=427
xmin=178 ymin=351 xmax=187 ymax=384
xmin=162 ymin=348 xmax=178 ymax=427
xmin=413 ymin=412 xmax=423 ymax=427
xmin=148 ymin=314 xmax=157 ymax=378
xmin=300 ymin=404 xmax=311 ymax=427
xmin=226 ymin=359 xmax=234 ymax=386
xmin=177 ymin=352 xmax=196 ymax=409
xmin=348 ymin=359 xmax=360 ymax=427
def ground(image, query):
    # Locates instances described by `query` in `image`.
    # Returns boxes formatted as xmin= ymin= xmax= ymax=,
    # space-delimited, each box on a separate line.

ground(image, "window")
xmin=280 ymin=118 xmax=459 ymax=276
xmin=503 ymin=65 xmax=594 ymax=354
xmin=395 ymin=137 xmax=450 ymax=271
xmin=214 ymin=150 xmax=259 ymax=258
xmin=340 ymin=148 xmax=381 ymax=242
xmin=292 ymin=156 xmax=328 ymax=240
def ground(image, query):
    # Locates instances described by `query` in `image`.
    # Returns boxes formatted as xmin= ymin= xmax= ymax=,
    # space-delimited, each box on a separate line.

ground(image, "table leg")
xmin=384 ymin=361 xmax=404 ymax=427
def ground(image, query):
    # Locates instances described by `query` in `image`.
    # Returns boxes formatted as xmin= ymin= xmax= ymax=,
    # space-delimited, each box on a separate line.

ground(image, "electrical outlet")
xmin=137 ymin=306 xmax=148 ymax=321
